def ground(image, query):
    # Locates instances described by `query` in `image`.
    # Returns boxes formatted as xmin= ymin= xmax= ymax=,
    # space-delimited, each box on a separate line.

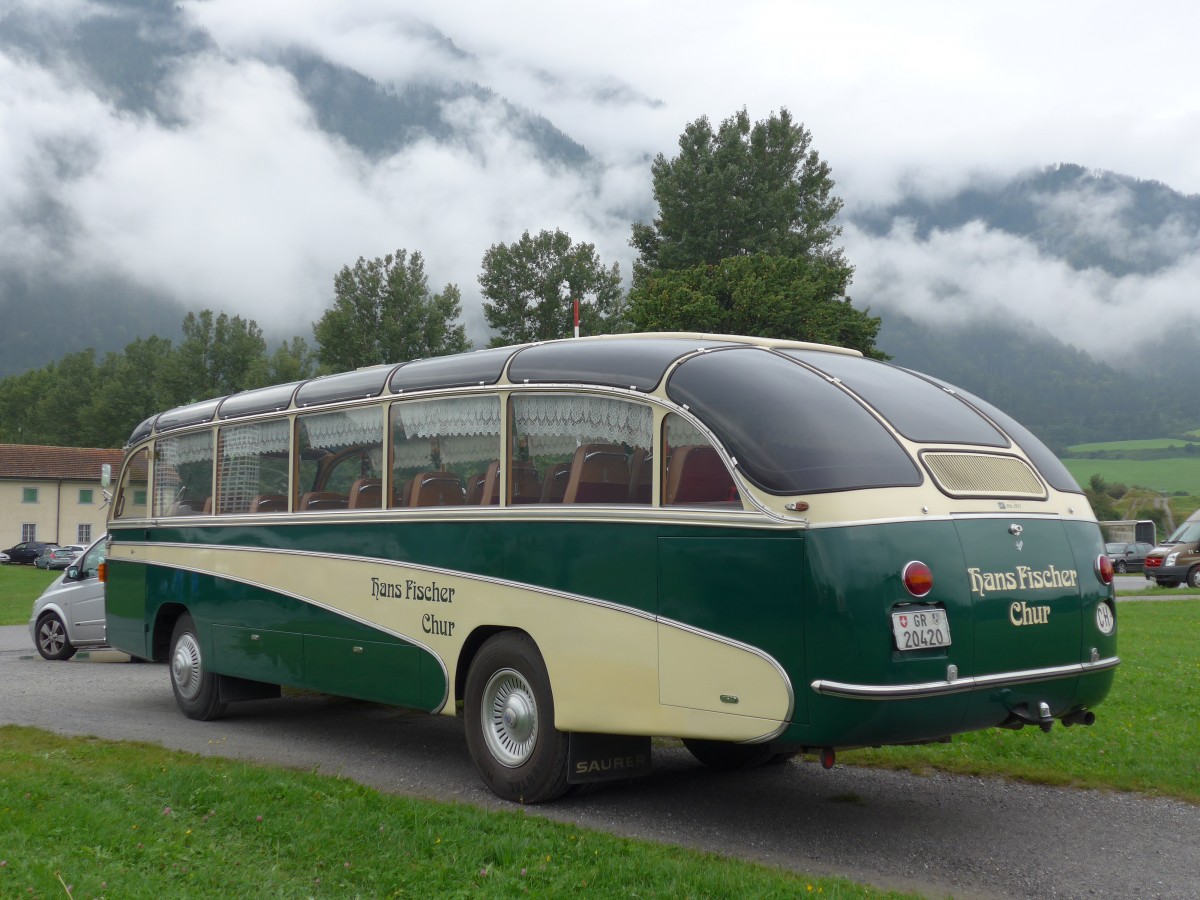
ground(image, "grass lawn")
xmin=0 ymin=564 xmax=57 ymax=626
xmin=0 ymin=726 xmax=908 ymax=899
xmin=1067 ymin=438 xmax=1200 ymax=452
xmin=1060 ymin=456 xmax=1200 ymax=496
xmin=842 ymin=599 xmax=1200 ymax=803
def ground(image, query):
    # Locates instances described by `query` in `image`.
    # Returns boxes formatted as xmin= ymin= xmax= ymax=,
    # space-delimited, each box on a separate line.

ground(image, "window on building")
xmin=22 ymin=487 xmax=38 ymax=503
xmin=21 ymin=524 xmax=36 ymax=542
xmin=77 ymin=524 xmax=92 ymax=544
xmin=79 ymin=489 xmax=94 ymax=505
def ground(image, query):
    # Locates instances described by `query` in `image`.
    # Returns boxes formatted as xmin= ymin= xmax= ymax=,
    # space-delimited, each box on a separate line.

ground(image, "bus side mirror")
xmin=101 ymin=464 xmax=111 ymax=488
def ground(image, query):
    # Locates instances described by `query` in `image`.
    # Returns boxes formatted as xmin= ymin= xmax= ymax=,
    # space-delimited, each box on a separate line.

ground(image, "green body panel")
xmin=790 ymin=517 xmax=1115 ymax=747
xmin=658 ymin=535 xmax=806 ymax=722
xmin=107 ymin=511 xmax=1115 ymax=749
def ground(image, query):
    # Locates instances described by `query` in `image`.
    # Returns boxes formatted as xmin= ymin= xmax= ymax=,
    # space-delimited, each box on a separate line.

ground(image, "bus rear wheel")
xmin=464 ymin=632 xmax=569 ymax=803
xmin=683 ymin=738 xmax=775 ymax=771
xmin=169 ymin=613 xmax=227 ymax=721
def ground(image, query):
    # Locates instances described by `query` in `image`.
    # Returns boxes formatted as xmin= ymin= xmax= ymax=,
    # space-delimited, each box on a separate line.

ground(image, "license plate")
xmin=892 ymin=608 xmax=951 ymax=651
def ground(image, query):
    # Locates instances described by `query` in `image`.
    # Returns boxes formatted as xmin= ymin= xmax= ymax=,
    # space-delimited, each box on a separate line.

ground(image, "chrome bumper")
xmin=810 ymin=655 xmax=1120 ymax=700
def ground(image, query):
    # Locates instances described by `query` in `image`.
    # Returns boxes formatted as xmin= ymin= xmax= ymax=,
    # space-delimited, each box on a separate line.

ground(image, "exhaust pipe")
xmin=1060 ymin=709 xmax=1096 ymax=728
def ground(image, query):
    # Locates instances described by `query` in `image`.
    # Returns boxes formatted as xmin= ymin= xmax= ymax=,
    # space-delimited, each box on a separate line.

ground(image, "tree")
xmin=266 ymin=337 xmax=320 ymax=384
xmin=169 ymin=310 xmax=269 ymax=401
xmin=314 ymin=250 xmax=469 ymax=371
xmin=625 ymin=254 xmax=886 ymax=358
xmin=479 ymin=229 xmax=624 ymax=346
xmin=630 ymin=107 xmax=847 ymax=282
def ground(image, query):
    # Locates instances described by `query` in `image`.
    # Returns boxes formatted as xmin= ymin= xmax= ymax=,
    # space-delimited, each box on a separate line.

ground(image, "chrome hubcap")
xmin=481 ymin=667 xmax=538 ymax=767
xmin=172 ymin=632 xmax=203 ymax=700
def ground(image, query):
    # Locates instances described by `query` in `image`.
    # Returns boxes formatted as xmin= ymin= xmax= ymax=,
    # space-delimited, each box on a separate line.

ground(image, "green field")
xmin=0 ymin=565 xmax=57 ymax=626
xmin=1067 ymin=438 xmax=1200 ymax=452
xmin=1060 ymin=457 xmax=1200 ymax=496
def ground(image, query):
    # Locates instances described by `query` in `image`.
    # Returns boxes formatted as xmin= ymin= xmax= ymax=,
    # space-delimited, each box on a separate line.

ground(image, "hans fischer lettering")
xmin=966 ymin=564 xmax=1077 ymax=598
xmin=371 ymin=576 xmax=455 ymax=603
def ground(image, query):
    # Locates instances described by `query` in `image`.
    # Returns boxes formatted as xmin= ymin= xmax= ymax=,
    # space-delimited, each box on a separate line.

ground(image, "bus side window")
xmin=391 ymin=396 xmax=500 ymax=508
xmin=153 ymin=431 xmax=214 ymax=517
xmin=510 ymin=394 xmax=653 ymax=506
xmin=216 ymin=420 xmax=291 ymax=514
xmin=663 ymin=413 xmax=738 ymax=506
xmin=295 ymin=408 xmax=384 ymax=512
xmin=113 ymin=447 xmax=150 ymax=520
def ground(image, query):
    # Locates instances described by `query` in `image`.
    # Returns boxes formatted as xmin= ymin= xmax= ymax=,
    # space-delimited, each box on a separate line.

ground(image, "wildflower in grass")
xmin=163 ymin=806 xmax=172 ymax=816
xmin=520 ymin=868 xmax=527 ymax=877
xmin=256 ymin=815 xmax=263 ymax=822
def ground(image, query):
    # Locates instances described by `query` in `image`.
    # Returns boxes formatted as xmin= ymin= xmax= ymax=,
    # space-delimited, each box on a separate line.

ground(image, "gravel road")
xmin=1 ymin=625 xmax=1196 ymax=899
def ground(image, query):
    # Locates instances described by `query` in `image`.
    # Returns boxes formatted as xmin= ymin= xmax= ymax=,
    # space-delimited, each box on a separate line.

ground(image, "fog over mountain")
xmin=2 ymin=0 xmax=1198 ymax=440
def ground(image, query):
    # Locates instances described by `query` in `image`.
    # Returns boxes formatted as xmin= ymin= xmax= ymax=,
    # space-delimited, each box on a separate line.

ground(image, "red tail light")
xmin=902 ymin=561 xmax=933 ymax=597
xmin=1095 ymin=555 xmax=1113 ymax=585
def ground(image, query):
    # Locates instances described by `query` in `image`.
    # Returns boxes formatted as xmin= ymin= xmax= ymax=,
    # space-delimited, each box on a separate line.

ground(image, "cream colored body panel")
xmin=114 ymin=541 xmax=792 ymax=742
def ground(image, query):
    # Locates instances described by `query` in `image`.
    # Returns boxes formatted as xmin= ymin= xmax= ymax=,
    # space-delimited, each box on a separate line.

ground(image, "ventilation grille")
xmin=921 ymin=452 xmax=1046 ymax=499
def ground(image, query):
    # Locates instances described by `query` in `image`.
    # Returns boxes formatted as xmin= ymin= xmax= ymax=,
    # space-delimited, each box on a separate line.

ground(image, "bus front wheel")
xmin=169 ymin=613 xmax=227 ymax=721
xmin=683 ymin=738 xmax=775 ymax=771
xmin=464 ymin=632 xmax=570 ymax=803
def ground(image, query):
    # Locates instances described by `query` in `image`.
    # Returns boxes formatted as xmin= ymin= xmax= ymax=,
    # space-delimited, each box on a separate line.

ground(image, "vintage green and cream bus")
xmin=103 ymin=333 xmax=1118 ymax=802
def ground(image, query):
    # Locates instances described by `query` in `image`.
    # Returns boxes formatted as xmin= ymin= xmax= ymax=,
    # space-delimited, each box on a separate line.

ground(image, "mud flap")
xmin=567 ymin=732 xmax=653 ymax=784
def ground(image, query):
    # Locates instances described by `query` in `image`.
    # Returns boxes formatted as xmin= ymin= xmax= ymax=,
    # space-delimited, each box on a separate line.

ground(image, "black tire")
xmin=169 ymin=613 xmax=227 ymax=721
xmin=463 ymin=632 xmax=569 ymax=803
xmin=1114 ymin=560 xmax=1127 ymax=574
xmin=1188 ymin=566 xmax=1200 ymax=589
xmin=35 ymin=613 xmax=77 ymax=661
xmin=682 ymin=737 xmax=775 ymax=771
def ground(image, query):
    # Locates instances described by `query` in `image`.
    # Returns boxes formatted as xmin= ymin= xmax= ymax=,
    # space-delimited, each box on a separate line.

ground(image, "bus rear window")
xmin=666 ymin=348 xmax=921 ymax=494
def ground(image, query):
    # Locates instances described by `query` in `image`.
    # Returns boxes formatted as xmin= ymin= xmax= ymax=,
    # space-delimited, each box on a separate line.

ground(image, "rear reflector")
xmin=1095 ymin=555 xmax=1113 ymax=585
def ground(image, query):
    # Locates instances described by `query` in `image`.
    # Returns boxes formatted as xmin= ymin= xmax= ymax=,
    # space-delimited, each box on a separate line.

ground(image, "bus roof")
xmin=131 ymin=333 xmax=862 ymax=444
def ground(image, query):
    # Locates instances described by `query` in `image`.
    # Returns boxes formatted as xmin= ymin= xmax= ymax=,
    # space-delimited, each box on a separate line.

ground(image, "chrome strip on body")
xmin=810 ymin=655 xmax=1120 ymax=700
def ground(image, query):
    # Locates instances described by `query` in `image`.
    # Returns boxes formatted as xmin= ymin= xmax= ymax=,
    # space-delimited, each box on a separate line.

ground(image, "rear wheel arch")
xmin=454 ymin=624 xmax=519 ymax=709
xmin=151 ymin=602 xmax=189 ymax=662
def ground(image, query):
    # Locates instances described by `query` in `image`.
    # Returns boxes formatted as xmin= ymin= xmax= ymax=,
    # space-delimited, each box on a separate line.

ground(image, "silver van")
xmin=28 ymin=535 xmax=108 ymax=660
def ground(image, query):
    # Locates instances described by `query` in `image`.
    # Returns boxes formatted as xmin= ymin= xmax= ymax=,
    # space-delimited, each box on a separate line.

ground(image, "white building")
xmin=0 ymin=444 xmax=124 ymax=548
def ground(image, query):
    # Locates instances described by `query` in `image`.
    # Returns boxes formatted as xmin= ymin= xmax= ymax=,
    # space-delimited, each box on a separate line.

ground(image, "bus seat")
xmin=563 ymin=444 xmax=631 ymax=504
xmin=478 ymin=461 xmax=501 ymax=505
xmin=539 ymin=463 xmax=570 ymax=503
xmin=250 ymin=494 xmax=288 ymax=513
xmin=464 ymin=470 xmax=488 ymax=505
xmin=628 ymin=449 xmax=653 ymax=504
xmin=665 ymin=445 xmax=735 ymax=505
xmin=348 ymin=479 xmax=382 ymax=509
xmin=301 ymin=491 xmax=347 ymax=511
xmin=509 ymin=462 xmax=541 ymax=504
xmin=408 ymin=471 xmax=465 ymax=507
xmin=202 ymin=496 xmax=212 ymax=514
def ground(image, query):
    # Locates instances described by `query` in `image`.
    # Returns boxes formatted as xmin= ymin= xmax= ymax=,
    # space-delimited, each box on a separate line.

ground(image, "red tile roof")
xmin=0 ymin=444 xmax=125 ymax=481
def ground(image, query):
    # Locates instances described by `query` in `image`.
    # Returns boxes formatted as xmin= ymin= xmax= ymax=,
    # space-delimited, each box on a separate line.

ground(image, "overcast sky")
xmin=3 ymin=0 xmax=1199 ymax=355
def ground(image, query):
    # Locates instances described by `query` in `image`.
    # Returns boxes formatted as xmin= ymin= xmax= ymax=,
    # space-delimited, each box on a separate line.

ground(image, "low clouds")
xmin=2 ymin=0 xmax=1200 ymax=362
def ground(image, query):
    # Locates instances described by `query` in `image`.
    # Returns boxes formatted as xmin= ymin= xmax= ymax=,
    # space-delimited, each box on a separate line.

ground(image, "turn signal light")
xmin=98 ymin=561 xmax=107 ymax=584
xmin=902 ymin=560 xmax=933 ymax=597
xmin=1095 ymin=555 xmax=1113 ymax=585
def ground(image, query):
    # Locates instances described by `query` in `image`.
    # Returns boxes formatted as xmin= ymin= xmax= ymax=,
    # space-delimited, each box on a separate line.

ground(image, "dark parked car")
xmin=1105 ymin=541 xmax=1154 ymax=574
xmin=1 ymin=541 xmax=59 ymax=565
